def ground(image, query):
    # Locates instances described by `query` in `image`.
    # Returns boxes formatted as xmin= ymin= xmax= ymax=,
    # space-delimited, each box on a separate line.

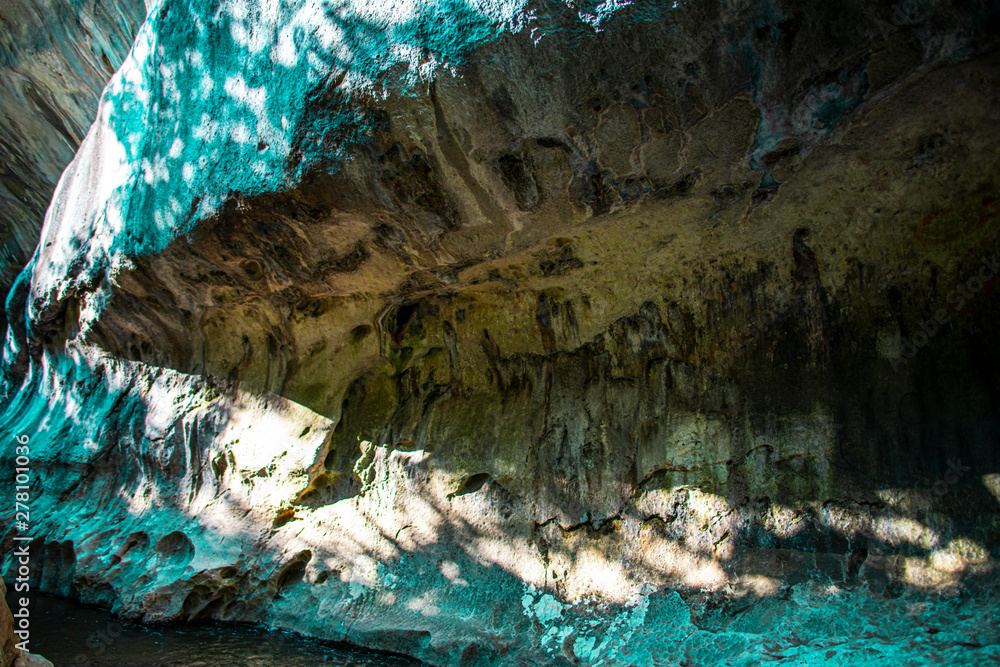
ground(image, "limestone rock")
xmin=0 ymin=580 xmax=51 ymax=667
xmin=12 ymin=652 xmax=52 ymax=667
xmin=1 ymin=0 xmax=1000 ymax=665
xmin=0 ymin=579 xmax=17 ymax=667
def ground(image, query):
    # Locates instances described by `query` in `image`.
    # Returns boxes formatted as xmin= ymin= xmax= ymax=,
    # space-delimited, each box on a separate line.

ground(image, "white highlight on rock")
xmin=199 ymin=73 xmax=214 ymax=98
xmin=230 ymin=123 xmax=253 ymax=144
xmin=224 ymin=74 xmax=267 ymax=116
xmin=168 ymin=137 xmax=183 ymax=158
xmin=191 ymin=114 xmax=219 ymax=142
xmin=985 ymin=473 xmax=1000 ymax=502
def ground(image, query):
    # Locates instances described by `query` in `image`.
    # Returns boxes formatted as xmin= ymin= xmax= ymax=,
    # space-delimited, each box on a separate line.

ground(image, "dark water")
xmin=9 ymin=593 xmax=419 ymax=667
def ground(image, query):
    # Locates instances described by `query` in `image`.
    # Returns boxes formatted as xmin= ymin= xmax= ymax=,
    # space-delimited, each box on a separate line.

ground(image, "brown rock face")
xmin=0 ymin=580 xmax=51 ymax=667
xmin=1 ymin=0 xmax=1000 ymax=665
xmin=0 ymin=579 xmax=17 ymax=667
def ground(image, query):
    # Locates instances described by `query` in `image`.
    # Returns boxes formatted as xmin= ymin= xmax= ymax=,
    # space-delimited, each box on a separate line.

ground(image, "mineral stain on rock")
xmin=1 ymin=0 xmax=1000 ymax=665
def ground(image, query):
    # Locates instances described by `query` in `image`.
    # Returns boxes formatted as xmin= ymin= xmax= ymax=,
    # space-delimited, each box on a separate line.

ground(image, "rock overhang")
xmin=2 ymin=0 xmax=1000 ymax=665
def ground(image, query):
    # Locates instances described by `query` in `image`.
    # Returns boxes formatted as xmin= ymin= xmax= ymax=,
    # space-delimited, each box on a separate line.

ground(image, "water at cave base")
xmin=9 ymin=593 xmax=419 ymax=666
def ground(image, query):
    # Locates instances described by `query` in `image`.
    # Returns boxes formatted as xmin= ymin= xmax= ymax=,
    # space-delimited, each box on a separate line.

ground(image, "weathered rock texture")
xmin=3 ymin=0 xmax=1000 ymax=665
xmin=0 ymin=0 xmax=147 ymax=331
xmin=0 ymin=580 xmax=53 ymax=666
xmin=0 ymin=579 xmax=17 ymax=666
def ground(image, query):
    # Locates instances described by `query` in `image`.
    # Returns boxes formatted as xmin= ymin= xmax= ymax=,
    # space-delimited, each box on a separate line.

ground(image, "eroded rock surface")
xmin=0 ymin=0 xmax=147 ymax=331
xmin=2 ymin=0 xmax=1000 ymax=665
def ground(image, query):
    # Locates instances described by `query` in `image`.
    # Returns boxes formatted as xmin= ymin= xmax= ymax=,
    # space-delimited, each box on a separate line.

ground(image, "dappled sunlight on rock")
xmin=2 ymin=0 xmax=1000 ymax=664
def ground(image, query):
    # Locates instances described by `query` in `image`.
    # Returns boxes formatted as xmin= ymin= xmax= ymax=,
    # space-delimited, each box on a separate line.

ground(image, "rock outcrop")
xmin=2 ymin=0 xmax=1000 ymax=665
xmin=0 ymin=580 xmax=52 ymax=667
xmin=0 ymin=0 xmax=147 ymax=331
xmin=0 ymin=579 xmax=17 ymax=666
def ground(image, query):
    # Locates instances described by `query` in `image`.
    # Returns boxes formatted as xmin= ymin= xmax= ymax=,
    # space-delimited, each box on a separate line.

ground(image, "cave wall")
xmin=0 ymin=0 xmax=147 ymax=331
xmin=1 ymin=0 xmax=1000 ymax=665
